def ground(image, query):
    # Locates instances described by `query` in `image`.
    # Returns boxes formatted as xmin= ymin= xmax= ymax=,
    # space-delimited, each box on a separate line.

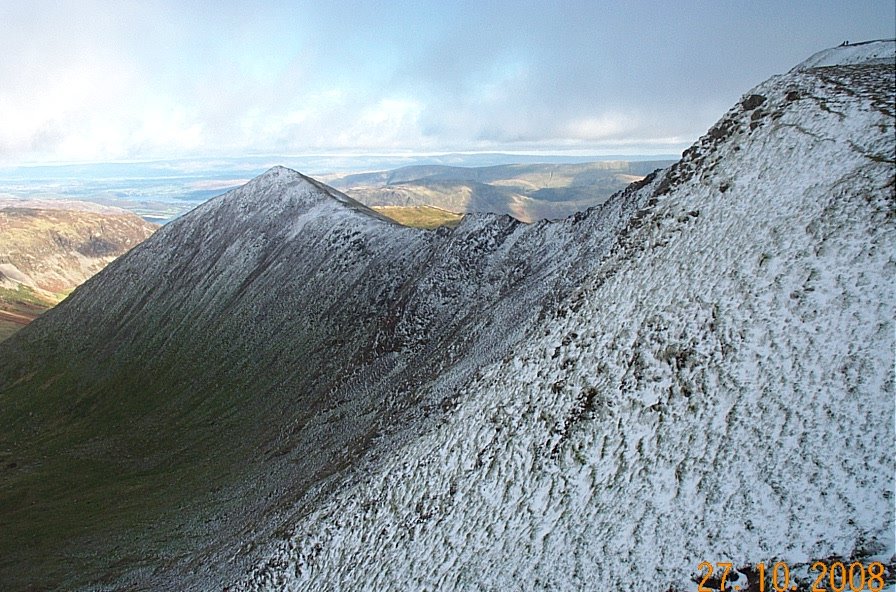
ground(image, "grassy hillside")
xmin=0 ymin=202 xmax=157 ymax=340
xmin=371 ymin=205 xmax=464 ymax=229
xmin=0 ymin=285 xmax=55 ymax=340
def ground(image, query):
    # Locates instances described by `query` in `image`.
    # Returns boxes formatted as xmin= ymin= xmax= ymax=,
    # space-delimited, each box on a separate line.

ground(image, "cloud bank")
xmin=0 ymin=0 xmax=893 ymax=164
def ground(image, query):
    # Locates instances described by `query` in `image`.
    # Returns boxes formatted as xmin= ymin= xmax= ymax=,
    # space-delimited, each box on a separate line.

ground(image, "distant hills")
xmin=324 ymin=160 xmax=674 ymax=222
xmin=1 ymin=157 xmax=675 ymax=226
xmin=0 ymin=199 xmax=156 ymax=339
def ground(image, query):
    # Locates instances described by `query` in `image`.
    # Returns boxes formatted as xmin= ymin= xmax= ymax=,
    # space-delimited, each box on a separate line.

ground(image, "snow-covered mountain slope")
xmin=0 ymin=155 xmax=651 ymax=589
xmin=794 ymin=38 xmax=895 ymax=69
xmin=0 ymin=41 xmax=892 ymax=592
xmin=239 ymin=42 xmax=896 ymax=591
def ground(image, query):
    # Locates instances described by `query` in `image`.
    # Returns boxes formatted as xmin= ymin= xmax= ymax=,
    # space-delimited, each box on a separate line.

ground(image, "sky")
xmin=0 ymin=0 xmax=893 ymax=166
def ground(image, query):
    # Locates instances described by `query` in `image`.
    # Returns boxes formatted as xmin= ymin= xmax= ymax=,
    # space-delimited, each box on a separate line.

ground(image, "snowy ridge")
xmin=240 ymin=48 xmax=895 ymax=591
xmin=793 ymin=39 xmax=895 ymax=70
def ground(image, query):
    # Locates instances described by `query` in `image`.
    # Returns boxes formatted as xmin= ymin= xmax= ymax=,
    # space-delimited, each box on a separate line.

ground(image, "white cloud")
xmin=0 ymin=1 xmax=891 ymax=164
xmin=563 ymin=114 xmax=632 ymax=141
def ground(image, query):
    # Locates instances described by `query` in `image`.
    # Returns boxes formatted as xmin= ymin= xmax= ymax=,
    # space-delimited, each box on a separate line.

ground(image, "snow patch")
xmin=793 ymin=39 xmax=895 ymax=70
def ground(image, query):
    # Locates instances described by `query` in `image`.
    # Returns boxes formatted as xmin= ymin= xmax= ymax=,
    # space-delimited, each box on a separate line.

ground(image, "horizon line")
xmin=2 ymin=149 xmax=683 ymax=170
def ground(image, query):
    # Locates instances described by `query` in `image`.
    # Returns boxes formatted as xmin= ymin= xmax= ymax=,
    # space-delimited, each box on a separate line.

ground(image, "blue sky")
xmin=0 ymin=0 xmax=893 ymax=165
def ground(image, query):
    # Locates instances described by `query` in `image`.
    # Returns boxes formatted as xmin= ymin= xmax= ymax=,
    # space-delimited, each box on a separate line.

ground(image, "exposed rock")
xmin=741 ymin=93 xmax=767 ymax=110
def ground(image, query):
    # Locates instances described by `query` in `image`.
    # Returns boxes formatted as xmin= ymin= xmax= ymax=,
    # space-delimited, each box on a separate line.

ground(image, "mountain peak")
xmin=250 ymin=165 xmax=323 ymax=190
xmin=188 ymin=165 xmax=394 ymax=227
xmin=241 ymin=165 xmax=331 ymax=200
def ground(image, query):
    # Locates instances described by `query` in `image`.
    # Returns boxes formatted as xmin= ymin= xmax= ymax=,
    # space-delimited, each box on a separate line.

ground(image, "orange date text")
xmin=696 ymin=560 xmax=889 ymax=592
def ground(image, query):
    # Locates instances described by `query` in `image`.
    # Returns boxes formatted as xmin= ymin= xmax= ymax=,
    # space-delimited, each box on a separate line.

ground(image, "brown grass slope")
xmin=0 ymin=202 xmax=157 ymax=339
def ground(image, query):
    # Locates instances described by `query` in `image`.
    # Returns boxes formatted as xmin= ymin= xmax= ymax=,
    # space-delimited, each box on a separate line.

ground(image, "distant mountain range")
xmin=0 ymin=41 xmax=893 ymax=592
xmin=325 ymin=160 xmax=674 ymax=222
xmin=0 ymin=154 xmax=678 ymax=224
